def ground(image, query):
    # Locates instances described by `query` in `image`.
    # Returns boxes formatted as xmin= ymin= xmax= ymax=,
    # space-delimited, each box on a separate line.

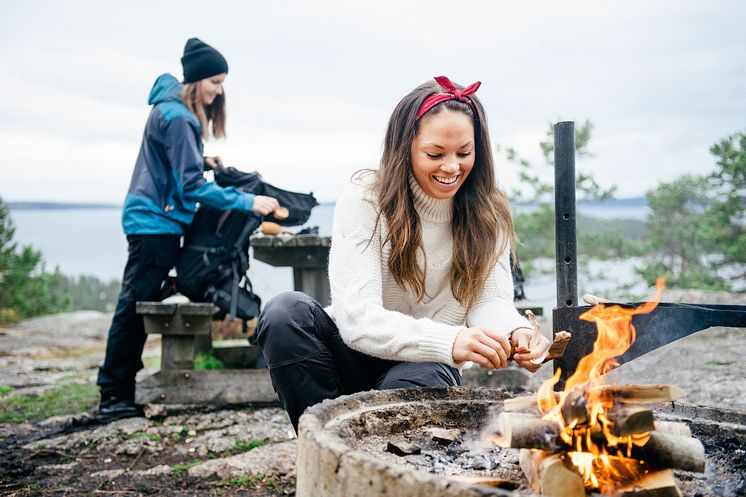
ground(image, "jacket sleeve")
xmin=328 ymin=181 xmax=465 ymax=367
xmin=164 ymin=117 xmax=255 ymax=212
xmin=465 ymin=245 xmax=533 ymax=337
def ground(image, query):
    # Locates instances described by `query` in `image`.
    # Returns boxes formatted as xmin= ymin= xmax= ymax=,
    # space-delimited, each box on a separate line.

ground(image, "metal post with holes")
xmin=554 ymin=121 xmax=578 ymax=309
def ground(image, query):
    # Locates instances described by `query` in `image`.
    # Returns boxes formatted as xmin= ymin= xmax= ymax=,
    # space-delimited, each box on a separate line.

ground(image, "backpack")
xmin=175 ymin=167 xmax=318 ymax=321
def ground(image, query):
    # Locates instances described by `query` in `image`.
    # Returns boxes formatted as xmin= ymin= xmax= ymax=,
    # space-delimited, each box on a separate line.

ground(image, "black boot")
xmin=98 ymin=391 xmax=143 ymax=423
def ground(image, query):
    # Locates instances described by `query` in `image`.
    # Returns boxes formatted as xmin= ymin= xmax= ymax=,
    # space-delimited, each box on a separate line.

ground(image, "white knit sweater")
xmin=326 ymin=174 xmax=532 ymax=368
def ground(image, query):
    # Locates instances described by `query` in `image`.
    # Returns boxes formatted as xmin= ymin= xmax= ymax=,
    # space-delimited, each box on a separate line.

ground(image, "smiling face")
xmin=198 ymin=73 xmax=226 ymax=106
xmin=410 ymin=109 xmax=475 ymax=199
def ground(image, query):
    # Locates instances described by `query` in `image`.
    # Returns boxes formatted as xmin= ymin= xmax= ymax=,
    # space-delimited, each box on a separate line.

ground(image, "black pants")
xmin=97 ymin=234 xmax=181 ymax=399
xmin=256 ymin=291 xmax=461 ymax=431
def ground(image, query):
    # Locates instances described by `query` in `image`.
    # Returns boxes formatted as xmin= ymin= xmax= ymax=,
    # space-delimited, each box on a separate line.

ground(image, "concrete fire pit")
xmin=296 ymin=387 xmax=746 ymax=497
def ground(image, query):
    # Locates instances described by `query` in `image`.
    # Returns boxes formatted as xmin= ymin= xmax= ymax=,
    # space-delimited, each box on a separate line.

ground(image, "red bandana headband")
xmin=416 ymin=75 xmax=482 ymax=120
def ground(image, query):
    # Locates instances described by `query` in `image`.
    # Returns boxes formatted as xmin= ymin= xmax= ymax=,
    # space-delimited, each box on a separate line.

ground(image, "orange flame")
xmin=537 ymin=278 xmax=666 ymax=493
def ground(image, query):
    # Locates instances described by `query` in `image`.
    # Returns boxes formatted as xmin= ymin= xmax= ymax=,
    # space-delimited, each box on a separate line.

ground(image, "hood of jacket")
xmin=147 ymin=73 xmax=182 ymax=106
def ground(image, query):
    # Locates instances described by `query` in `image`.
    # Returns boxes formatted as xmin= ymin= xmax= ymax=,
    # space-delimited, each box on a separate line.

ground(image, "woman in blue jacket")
xmin=97 ymin=38 xmax=278 ymax=422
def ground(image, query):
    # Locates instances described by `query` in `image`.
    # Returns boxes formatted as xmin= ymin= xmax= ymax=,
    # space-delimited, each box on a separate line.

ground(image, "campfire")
xmin=494 ymin=279 xmax=705 ymax=497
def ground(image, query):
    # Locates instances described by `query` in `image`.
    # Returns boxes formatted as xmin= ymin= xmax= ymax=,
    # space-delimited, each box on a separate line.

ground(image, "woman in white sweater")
xmin=256 ymin=76 xmax=550 ymax=431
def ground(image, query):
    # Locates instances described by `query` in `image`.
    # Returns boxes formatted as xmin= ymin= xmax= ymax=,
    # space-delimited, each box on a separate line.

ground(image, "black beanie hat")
xmin=181 ymin=38 xmax=229 ymax=83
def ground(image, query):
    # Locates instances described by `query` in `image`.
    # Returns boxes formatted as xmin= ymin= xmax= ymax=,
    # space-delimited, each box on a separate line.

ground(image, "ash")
xmin=352 ymin=426 xmax=531 ymax=493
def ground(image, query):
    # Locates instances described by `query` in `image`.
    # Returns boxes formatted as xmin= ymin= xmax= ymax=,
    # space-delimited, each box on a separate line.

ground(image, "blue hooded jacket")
xmin=122 ymin=73 xmax=255 ymax=234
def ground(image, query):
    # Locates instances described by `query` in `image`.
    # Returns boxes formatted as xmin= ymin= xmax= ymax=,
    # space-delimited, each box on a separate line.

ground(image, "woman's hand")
xmin=205 ymin=156 xmax=224 ymax=170
xmin=452 ymin=327 xmax=511 ymax=369
xmin=510 ymin=327 xmax=551 ymax=373
xmin=252 ymin=195 xmax=280 ymax=216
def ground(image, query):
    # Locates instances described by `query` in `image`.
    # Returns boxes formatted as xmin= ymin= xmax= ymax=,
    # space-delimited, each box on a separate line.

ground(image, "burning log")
xmin=617 ymin=469 xmax=683 ymax=497
xmin=561 ymin=386 xmax=589 ymax=427
xmin=607 ymin=405 xmax=655 ymax=436
xmin=496 ymin=411 xmax=704 ymax=473
xmin=503 ymin=383 xmax=684 ymax=413
xmin=495 ymin=412 xmax=562 ymax=451
xmin=519 ymin=449 xmax=586 ymax=497
xmin=634 ymin=432 xmax=706 ymax=473
xmin=589 ymin=384 xmax=685 ymax=405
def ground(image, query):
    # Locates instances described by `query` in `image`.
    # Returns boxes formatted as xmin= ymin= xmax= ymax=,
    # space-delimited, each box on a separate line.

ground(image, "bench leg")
xmin=162 ymin=336 xmax=196 ymax=370
xmin=293 ymin=267 xmax=330 ymax=307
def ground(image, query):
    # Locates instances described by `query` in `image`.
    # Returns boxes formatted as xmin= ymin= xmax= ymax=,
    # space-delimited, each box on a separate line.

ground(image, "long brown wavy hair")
xmin=373 ymin=79 xmax=515 ymax=308
xmin=180 ymin=82 xmax=226 ymax=139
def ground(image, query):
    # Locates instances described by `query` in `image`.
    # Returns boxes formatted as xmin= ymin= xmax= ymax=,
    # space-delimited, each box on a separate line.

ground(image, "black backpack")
xmin=175 ymin=167 xmax=318 ymax=321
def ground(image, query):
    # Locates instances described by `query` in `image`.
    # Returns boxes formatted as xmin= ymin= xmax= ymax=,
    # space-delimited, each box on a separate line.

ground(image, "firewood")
xmin=653 ymin=421 xmax=691 ymax=437
xmin=494 ymin=412 xmax=562 ymax=451
xmin=583 ymin=293 xmax=612 ymax=305
xmin=561 ymin=386 xmax=589 ymax=427
xmin=519 ymin=449 xmax=585 ymax=497
xmin=616 ymin=469 xmax=683 ymax=497
xmin=607 ymin=405 xmax=655 ymax=436
xmin=449 ymin=475 xmax=519 ymax=490
xmin=545 ymin=331 xmax=572 ymax=361
xmin=503 ymin=394 xmax=542 ymax=411
xmin=508 ymin=330 xmax=572 ymax=364
xmin=588 ymin=384 xmax=685 ymax=404
xmin=503 ymin=383 xmax=683 ymax=412
xmin=633 ymin=432 xmax=705 ymax=473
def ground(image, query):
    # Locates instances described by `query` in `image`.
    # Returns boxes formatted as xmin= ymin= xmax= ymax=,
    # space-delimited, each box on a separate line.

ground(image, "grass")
xmin=172 ymin=459 xmax=202 ymax=476
xmin=0 ymin=383 xmax=98 ymax=424
xmin=705 ymin=360 xmax=732 ymax=366
xmin=0 ymin=385 xmax=15 ymax=397
xmin=221 ymin=474 xmax=295 ymax=495
xmin=195 ymin=352 xmax=225 ymax=370
xmin=228 ymin=474 xmax=270 ymax=486
xmin=230 ymin=438 xmax=268 ymax=454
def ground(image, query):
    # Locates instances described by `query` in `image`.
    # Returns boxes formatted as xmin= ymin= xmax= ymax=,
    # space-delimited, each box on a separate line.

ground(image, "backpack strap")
xmin=227 ymin=216 xmax=262 ymax=321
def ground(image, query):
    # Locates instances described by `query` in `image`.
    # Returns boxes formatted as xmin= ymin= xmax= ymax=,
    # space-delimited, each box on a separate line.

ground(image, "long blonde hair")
xmin=374 ymin=80 xmax=515 ymax=309
xmin=180 ymin=82 xmax=226 ymax=139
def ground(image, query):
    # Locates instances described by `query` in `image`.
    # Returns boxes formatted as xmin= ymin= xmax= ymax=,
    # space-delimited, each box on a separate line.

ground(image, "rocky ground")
xmin=1 ymin=289 xmax=744 ymax=496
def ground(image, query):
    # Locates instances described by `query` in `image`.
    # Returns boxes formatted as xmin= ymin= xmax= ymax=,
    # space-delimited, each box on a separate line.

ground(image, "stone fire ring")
xmin=297 ymin=387 xmax=518 ymax=497
xmin=297 ymin=386 xmax=746 ymax=497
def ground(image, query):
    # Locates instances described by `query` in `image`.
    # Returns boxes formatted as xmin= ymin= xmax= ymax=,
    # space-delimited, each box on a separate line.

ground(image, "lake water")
xmin=9 ymin=202 xmax=649 ymax=310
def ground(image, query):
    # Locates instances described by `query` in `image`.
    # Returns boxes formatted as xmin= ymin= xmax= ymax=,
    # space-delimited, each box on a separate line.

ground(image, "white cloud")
xmin=1 ymin=0 xmax=744 ymax=202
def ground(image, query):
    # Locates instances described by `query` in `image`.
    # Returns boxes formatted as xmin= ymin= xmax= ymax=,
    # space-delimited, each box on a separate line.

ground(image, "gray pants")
xmin=256 ymin=291 xmax=461 ymax=431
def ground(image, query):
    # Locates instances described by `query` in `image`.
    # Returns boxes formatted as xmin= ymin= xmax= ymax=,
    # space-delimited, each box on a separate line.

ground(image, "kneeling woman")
xmin=257 ymin=76 xmax=549 ymax=431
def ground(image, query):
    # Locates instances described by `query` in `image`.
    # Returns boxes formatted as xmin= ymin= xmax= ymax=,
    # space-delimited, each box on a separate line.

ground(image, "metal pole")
xmin=554 ymin=121 xmax=578 ymax=308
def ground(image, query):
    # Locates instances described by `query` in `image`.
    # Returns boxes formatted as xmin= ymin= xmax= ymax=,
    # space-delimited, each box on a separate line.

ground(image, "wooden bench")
xmin=134 ymin=301 xmax=277 ymax=405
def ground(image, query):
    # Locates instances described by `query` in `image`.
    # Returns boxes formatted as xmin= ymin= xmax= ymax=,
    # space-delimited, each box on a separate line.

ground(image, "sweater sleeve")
xmin=164 ymin=117 xmax=255 ymax=212
xmin=465 ymin=245 xmax=533 ymax=337
xmin=328 ymin=181 xmax=466 ymax=367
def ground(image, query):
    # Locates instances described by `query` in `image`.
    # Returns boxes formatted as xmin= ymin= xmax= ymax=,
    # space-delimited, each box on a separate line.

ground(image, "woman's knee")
xmin=259 ymin=291 xmax=316 ymax=328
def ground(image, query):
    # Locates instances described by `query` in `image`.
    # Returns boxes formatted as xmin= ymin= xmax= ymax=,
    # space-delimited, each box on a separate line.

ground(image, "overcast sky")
xmin=1 ymin=0 xmax=744 ymax=203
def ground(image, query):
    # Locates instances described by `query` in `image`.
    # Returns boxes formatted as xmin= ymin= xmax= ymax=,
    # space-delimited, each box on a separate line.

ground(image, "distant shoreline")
xmin=8 ymin=197 xmax=646 ymax=211
xmin=8 ymin=202 xmax=121 ymax=210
